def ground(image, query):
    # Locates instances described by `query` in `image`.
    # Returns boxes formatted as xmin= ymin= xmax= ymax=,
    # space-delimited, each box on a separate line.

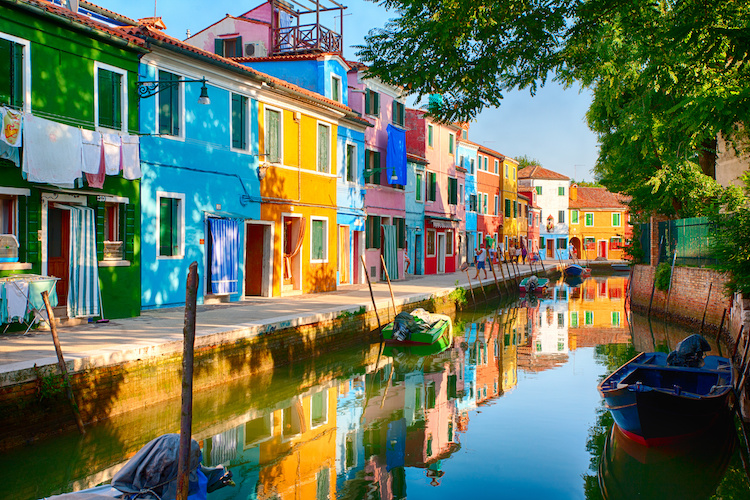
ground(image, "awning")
xmin=204 ymin=210 xmax=253 ymax=221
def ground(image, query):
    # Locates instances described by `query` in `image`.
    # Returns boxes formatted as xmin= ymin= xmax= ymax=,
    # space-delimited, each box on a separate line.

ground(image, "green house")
xmin=0 ymin=0 xmax=145 ymax=320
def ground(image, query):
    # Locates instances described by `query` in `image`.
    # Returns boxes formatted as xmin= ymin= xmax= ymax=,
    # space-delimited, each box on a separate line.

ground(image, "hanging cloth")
xmin=386 ymin=124 xmax=407 ymax=185
xmin=208 ymin=218 xmax=239 ymax=295
xmin=80 ymin=129 xmax=102 ymax=174
xmin=65 ymin=205 xmax=101 ymax=318
xmin=1 ymin=107 xmax=22 ymax=147
xmin=0 ymin=139 xmax=19 ymax=167
xmin=102 ymin=132 xmax=121 ymax=175
xmin=22 ymin=114 xmax=82 ymax=188
xmin=121 ymin=134 xmax=141 ymax=180
xmin=382 ymin=224 xmax=399 ymax=280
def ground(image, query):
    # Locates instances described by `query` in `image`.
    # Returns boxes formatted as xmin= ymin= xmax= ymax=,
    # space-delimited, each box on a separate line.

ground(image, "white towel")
xmin=81 ymin=129 xmax=102 ymax=174
xmin=22 ymin=114 xmax=82 ymax=188
xmin=6 ymin=281 xmax=28 ymax=322
xmin=102 ymin=132 xmax=121 ymax=175
xmin=121 ymin=134 xmax=141 ymax=180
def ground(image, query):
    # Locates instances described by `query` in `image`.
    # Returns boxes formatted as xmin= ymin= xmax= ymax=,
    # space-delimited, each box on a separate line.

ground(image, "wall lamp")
xmin=363 ymin=167 xmax=398 ymax=183
xmin=137 ymin=77 xmax=211 ymax=105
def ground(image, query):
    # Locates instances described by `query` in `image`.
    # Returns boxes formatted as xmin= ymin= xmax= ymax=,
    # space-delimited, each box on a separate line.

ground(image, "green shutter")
xmin=158 ymin=70 xmax=179 ymax=136
xmin=98 ymin=70 xmax=112 ymax=128
xmin=312 ymin=220 xmax=324 ymax=260
xmin=364 ymin=90 xmax=371 ymax=114
xmin=505 ymin=199 xmax=511 ymax=218
xmin=232 ymin=94 xmax=246 ymax=149
xmin=318 ymin=124 xmax=329 ymax=173
xmin=159 ymin=197 xmax=173 ymax=256
xmin=266 ymin=109 xmax=280 ymax=162
xmin=90 ymin=196 xmax=105 ymax=261
xmin=374 ymin=92 xmax=380 ymax=115
xmin=214 ymin=38 xmax=224 ymax=56
xmin=430 ymin=173 xmax=436 ymax=201
xmin=125 ymin=203 xmax=136 ymax=261
xmin=416 ymin=173 xmax=422 ymax=201
xmin=235 ymin=36 xmax=243 ymax=57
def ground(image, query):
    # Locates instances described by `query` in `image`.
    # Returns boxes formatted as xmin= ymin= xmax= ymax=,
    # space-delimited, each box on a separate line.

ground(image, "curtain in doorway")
xmin=209 ymin=218 xmax=239 ymax=294
xmin=382 ymin=224 xmax=399 ymax=280
xmin=67 ymin=206 xmax=100 ymax=318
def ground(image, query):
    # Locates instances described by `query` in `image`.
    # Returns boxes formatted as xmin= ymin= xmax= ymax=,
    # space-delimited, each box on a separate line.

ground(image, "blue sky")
xmin=95 ymin=0 xmax=600 ymax=181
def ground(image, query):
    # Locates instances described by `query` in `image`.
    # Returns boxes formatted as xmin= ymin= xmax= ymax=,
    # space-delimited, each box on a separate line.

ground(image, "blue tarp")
xmin=208 ymin=218 xmax=239 ymax=294
xmin=387 ymin=124 xmax=407 ymax=185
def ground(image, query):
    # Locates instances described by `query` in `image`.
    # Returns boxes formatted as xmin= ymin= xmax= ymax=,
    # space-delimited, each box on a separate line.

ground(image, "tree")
xmin=515 ymin=155 xmax=542 ymax=169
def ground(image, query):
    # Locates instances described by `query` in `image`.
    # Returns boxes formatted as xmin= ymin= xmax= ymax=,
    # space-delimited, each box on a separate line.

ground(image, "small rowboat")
xmin=382 ymin=308 xmax=453 ymax=348
xmin=519 ymin=276 xmax=549 ymax=294
xmin=565 ymin=263 xmax=591 ymax=276
xmin=598 ymin=337 xmax=733 ymax=446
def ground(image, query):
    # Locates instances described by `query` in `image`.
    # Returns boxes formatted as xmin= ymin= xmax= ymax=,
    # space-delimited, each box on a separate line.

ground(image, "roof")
xmin=232 ymin=52 xmax=352 ymax=71
xmin=569 ymin=186 xmax=630 ymax=209
xmin=477 ymin=143 xmax=507 ymax=160
xmin=407 ymin=153 xmax=428 ymax=165
xmin=185 ymin=13 xmax=270 ymax=42
xmin=518 ymin=165 xmax=570 ymax=180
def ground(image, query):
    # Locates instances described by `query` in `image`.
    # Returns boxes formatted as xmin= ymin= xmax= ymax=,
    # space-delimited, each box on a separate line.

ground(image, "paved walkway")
xmin=0 ymin=259 xmax=609 ymax=384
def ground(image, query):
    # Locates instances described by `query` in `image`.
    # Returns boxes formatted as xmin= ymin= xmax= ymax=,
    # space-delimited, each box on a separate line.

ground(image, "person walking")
xmin=474 ymin=245 xmax=488 ymax=279
xmin=521 ymin=242 xmax=528 ymax=264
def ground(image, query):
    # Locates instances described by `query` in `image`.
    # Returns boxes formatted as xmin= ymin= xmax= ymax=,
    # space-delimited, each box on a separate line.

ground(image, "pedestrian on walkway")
xmin=404 ymin=241 xmax=411 ymax=274
xmin=474 ymin=245 xmax=488 ymax=279
xmin=521 ymin=242 xmax=528 ymax=264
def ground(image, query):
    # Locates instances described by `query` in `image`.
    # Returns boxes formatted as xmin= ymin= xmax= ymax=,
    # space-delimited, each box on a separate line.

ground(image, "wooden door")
xmin=245 ymin=224 xmax=264 ymax=296
xmin=599 ymin=240 xmax=608 ymax=259
xmin=48 ymin=207 xmax=70 ymax=306
xmin=338 ymin=225 xmax=349 ymax=284
xmin=546 ymin=239 xmax=555 ymax=259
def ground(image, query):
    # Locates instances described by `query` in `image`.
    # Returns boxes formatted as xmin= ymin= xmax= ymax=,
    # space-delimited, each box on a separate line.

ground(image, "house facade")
xmin=501 ymin=156 xmax=520 ymax=255
xmin=457 ymin=136 xmax=477 ymax=266
xmin=0 ymin=0 xmax=144 ymax=320
xmin=405 ymin=154 xmax=427 ymax=275
xmin=476 ymin=146 xmax=503 ymax=257
xmin=568 ymin=185 xmax=632 ymax=260
xmin=518 ymin=165 xmax=570 ymax=260
xmin=519 ymin=189 xmax=541 ymax=257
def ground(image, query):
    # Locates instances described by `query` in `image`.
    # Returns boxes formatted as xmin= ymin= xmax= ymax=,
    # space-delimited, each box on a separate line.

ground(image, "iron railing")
xmin=658 ymin=217 xmax=716 ymax=268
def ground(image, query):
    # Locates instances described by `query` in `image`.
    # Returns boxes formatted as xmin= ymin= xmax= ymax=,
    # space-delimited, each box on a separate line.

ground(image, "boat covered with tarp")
xmin=519 ymin=275 xmax=549 ymax=294
xmin=382 ymin=308 xmax=453 ymax=347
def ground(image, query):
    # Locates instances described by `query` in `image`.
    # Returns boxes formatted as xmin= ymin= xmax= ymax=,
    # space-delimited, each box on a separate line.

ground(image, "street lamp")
xmin=136 ymin=76 xmax=211 ymax=105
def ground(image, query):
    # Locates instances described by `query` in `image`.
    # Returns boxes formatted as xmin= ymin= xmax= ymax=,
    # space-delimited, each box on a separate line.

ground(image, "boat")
xmin=598 ymin=335 xmax=734 ymax=446
xmin=518 ymin=275 xmax=549 ymax=294
xmin=565 ymin=263 xmax=592 ymax=276
xmin=564 ymin=275 xmax=584 ymax=288
xmin=381 ymin=308 xmax=453 ymax=348
xmin=611 ymin=262 xmax=631 ymax=272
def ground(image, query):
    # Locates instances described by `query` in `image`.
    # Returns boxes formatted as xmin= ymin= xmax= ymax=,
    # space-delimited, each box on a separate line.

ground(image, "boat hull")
xmin=382 ymin=314 xmax=453 ymax=347
xmin=565 ymin=264 xmax=584 ymax=276
xmin=598 ymin=352 xmax=733 ymax=446
xmin=519 ymin=277 xmax=549 ymax=295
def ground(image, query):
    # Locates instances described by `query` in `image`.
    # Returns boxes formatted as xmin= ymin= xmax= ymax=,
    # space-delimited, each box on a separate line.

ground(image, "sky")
xmin=93 ymin=0 xmax=601 ymax=182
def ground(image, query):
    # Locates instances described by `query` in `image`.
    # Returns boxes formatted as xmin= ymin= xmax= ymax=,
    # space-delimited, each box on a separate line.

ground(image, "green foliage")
xmin=626 ymin=224 xmax=645 ymax=263
xmin=449 ymin=285 xmax=468 ymax=307
xmin=654 ymin=262 xmax=672 ymax=291
xmin=709 ymin=173 xmax=750 ymax=295
xmin=337 ymin=306 xmax=367 ymax=320
xmin=515 ymin=155 xmax=542 ymax=169
xmin=36 ymin=372 xmax=64 ymax=401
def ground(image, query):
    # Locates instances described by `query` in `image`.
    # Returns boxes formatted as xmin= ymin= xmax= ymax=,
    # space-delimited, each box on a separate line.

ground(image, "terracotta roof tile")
xmin=569 ymin=186 xmax=630 ymax=209
xmin=518 ymin=165 xmax=570 ymax=180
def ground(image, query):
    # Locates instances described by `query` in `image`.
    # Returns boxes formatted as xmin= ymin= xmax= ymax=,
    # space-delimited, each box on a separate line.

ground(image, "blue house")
xmin=405 ymin=154 xmax=428 ymax=275
xmin=457 ymin=139 xmax=478 ymax=265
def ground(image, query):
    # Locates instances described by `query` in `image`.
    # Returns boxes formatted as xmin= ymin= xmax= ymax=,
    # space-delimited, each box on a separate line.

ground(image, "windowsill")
xmin=0 ymin=262 xmax=32 ymax=271
xmin=99 ymin=260 xmax=131 ymax=267
xmin=157 ymin=255 xmax=185 ymax=260
xmin=230 ymin=147 xmax=252 ymax=155
xmin=310 ymin=259 xmax=329 ymax=264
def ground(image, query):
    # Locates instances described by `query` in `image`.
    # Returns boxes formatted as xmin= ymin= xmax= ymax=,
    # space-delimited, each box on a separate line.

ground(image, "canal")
xmin=3 ymin=273 xmax=749 ymax=499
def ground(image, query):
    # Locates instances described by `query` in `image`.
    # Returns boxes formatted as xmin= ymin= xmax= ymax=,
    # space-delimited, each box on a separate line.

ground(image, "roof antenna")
xmin=154 ymin=0 xmax=157 ymax=19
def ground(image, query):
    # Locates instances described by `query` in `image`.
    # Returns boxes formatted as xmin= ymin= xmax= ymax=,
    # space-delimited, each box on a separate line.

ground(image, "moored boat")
xmin=519 ymin=275 xmax=549 ymax=295
xmin=611 ymin=262 xmax=631 ymax=272
xmin=381 ymin=308 xmax=453 ymax=348
xmin=598 ymin=336 xmax=733 ymax=446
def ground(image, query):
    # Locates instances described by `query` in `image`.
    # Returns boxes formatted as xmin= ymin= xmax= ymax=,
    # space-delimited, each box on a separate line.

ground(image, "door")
xmin=437 ymin=233 xmax=446 ymax=273
xmin=48 ymin=207 xmax=70 ymax=306
xmin=599 ymin=240 xmax=608 ymax=259
xmin=415 ymin=233 xmax=423 ymax=275
xmin=546 ymin=239 xmax=555 ymax=259
xmin=338 ymin=225 xmax=349 ymax=284
xmin=245 ymin=224 xmax=265 ymax=296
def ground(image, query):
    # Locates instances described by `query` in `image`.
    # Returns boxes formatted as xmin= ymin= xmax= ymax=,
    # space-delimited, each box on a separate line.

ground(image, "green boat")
xmin=519 ymin=275 xmax=549 ymax=295
xmin=382 ymin=308 xmax=453 ymax=348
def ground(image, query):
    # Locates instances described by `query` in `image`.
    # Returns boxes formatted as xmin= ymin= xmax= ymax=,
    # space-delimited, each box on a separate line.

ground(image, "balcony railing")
xmin=273 ymin=24 xmax=342 ymax=54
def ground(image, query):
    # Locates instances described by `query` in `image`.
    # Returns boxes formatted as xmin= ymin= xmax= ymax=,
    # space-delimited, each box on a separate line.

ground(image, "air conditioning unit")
xmin=245 ymin=41 xmax=267 ymax=58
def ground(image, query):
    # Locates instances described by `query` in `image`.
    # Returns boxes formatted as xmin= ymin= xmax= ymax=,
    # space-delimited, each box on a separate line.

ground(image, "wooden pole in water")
xmin=176 ymin=261 xmax=199 ymax=500
xmin=41 ymin=290 xmax=85 ymax=435
xmin=647 ymin=236 xmax=664 ymax=318
xmin=497 ymin=255 xmax=510 ymax=294
xmin=380 ymin=254 xmax=397 ymax=320
xmin=733 ymin=324 xmax=745 ymax=360
xmin=489 ymin=261 xmax=502 ymax=297
xmin=699 ymin=282 xmax=713 ymax=336
xmin=664 ymin=251 xmax=678 ymax=318
xmin=362 ymin=255 xmax=382 ymax=332
xmin=718 ymin=308 xmax=727 ymax=343
xmin=461 ymin=263 xmax=476 ymax=305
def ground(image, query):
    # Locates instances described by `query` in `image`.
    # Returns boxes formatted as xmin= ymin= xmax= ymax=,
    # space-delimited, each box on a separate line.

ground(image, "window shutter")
xmin=364 ymin=90 xmax=371 ymax=114
xmin=124 ymin=203 xmax=136 ymax=261
xmin=375 ymin=217 xmax=381 ymax=248
xmin=374 ymin=92 xmax=380 ymax=115
xmin=318 ymin=124 xmax=329 ymax=173
xmin=159 ymin=198 xmax=172 ymax=256
xmin=98 ymin=70 xmax=113 ymax=128
xmin=171 ymin=74 xmax=180 ymax=136
xmin=374 ymin=151 xmax=381 ymax=184
xmin=214 ymin=38 xmax=224 ymax=56
xmin=24 ymin=193 xmax=40 ymax=263
xmin=235 ymin=36 xmax=243 ymax=57
xmin=16 ymin=194 xmax=27 ymax=262
xmin=89 ymin=196 xmax=105 ymax=261
xmin=312 ymin=220 xmax=323 ymax=259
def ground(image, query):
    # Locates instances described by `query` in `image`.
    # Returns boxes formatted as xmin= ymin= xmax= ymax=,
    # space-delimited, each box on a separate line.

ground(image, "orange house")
xmin=568 ymin=185 xmax=632 ymax=261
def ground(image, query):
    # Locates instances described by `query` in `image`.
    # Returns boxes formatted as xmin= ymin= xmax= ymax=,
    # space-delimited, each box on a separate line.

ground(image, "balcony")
xmin=271 ymin=0 xmax=345 ymax=55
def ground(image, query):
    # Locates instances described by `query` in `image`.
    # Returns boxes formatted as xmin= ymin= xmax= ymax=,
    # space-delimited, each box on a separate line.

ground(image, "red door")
xmin=245 ymin=224 xmax=264 ymax=296
xmin=598 ymin=240 xmax=608 ymax=259
xmin=48 ymin=207 xmax=70 ymax=306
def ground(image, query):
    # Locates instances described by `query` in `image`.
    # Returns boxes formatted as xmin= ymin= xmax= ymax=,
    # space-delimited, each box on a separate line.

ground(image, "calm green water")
xmin=3 ymin=274 xmax=749 ymax=499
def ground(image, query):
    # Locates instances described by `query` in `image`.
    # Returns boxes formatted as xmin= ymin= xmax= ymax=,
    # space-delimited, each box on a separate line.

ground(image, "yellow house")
xmin=501 ymin=157 xmax=520 ymax=251
xmin=568 ymin=185 xmax=632 ymax=261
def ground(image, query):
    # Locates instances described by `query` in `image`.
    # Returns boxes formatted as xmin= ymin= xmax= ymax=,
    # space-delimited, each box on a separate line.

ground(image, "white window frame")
xmin=0 ymin=32 xmax=31 ymax=113
xmin=330 ymin=74 xmax=342 ymax=102
xmin=156 ymin=191 xmax=186 ymax=260
xmin=343 ymin=141 xmax=357 ymax=183
xmin=494 ymin=159 xmax=499 ymax=174
xmin=230 ymin=91 xmax=251 ymax=153
xmin=309 ymin=390 xmax=329 ymax=428
xmin=584 ymin=212 xmax=594 ymax=227
xmin=612 ymin=212 xmax=622 ymax=227
xmin=263 ymin=104 xmax=284 ymax=165
xmin=426 ymin=228 xmax=436 ymax=257
xmin=494 ymin=195 xmax=499 ymax=216
xmin=310 ymin=216 xmax=329 ymax=263
xmin=316 ymin=120 xmax=332 ymax=174
xmin=93 ymin=61 xmax=128 ymax=133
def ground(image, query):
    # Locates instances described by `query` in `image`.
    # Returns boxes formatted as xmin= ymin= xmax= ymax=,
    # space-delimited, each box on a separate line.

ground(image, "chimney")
xmin=138 ymin=17 xmax=168 ymax=30
xmin=570 ymin=183 xmax=578 ymax=201
xmin=66 ymin=0 xmax=79 ymax=13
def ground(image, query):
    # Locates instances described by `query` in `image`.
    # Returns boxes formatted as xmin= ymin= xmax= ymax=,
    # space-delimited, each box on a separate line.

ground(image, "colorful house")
xmin=405 ymin=153 xmax=428 ymax=275
xmin=518 ymin=165 xmax=571 ymax=260
xmin=476 ymin=145 xmax=503 ymax=258
xmin=568 ymin=184 xmax=632 ymax=260
xmin=519 ymin=189 xmax=541 ymax=257
xmin=456 ymin=134 xmax=478 ymax=266
xmin=406 ymin=109 xmax=461 ymax=275
xmin=500 ymin=155 xmax=520 ymax=255
xmin=0 ymin=0 xmax=144 ymax=320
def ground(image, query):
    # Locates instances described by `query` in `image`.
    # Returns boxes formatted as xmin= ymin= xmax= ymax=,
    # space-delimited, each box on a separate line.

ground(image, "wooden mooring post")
xmin=361 ymin=255 xmax=382 ymax=332
xmin=380 ymin=254 xmax=397 ymax=320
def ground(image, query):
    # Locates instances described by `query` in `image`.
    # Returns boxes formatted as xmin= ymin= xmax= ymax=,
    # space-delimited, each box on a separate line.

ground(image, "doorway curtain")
xmin=382 ymin=224 xmax=399 ymax=280
xmin=208 ymin=218 xmax=239 ymax=294
xmin=66 ymin=205 xmax=100 ymax=318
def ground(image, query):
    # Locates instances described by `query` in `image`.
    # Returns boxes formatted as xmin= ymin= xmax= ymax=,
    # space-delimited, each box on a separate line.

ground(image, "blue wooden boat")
xmin=564 ymin=263 xmax=591 ymax=276
xmin=598 ymin=350 xmax=733 ymax=446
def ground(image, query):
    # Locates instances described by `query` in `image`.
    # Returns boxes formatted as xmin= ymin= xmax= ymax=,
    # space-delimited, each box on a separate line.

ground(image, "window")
xmin=513 ymin=201 xmax=517 ymax=218
xmin=482 ymin=157 xmax=487 ymax=171
xmin=470 ymin=158 xmax=475 ymax=174
xmin=331 ymin=75 xmax=342 ymax=102
xmin=494 ymin=195 xmax=499 ymax=216
xmin=316 ymin=468 xmax=330 ymax=500
xmin=96 ymin=64 xmax=126 ymax=131
xmin=345 ymin=144 xmax=356 ymax=182
xmin=505 ymin=198 xmax=511 ymax=218
xmin=231 ymin=93 xmax=248 ymax=150
xmin=558 ymin=210 xmax=565 ymax=224
xmin=416 ymin=173 xmax=423 ymax=201
xmin=394 ymin=217 xmax=406 ymax=248
xmin=103 ymin=202 xmax=122 ymax=260
xmin=612 ymin=311 xmax=621 ymax=326
xmin=158 ymin=70 xmax=180 ymax=136
xmin=392 ymin=100 xmax=405 ymax=126
xmin=494 ymin=159 xmax=499 ymax=174
xmin=459 ymin=184 xmax=463 ymax=205
xmin=448 ymin=177 xmax=458 ymax=205
xmin=317 ymin=122 xmax=331 ymax=173
xmin=513 ymin=167 xmax=516 ymax=180
xmin=612 ymin=212 xmax=621 ymax=227
xmin=539 ymin=237 xmax=545 ymax=249
xmin=535 ymin=186 xmax=542 ymax=195
xmin=557 ymin=313 xmax=564 ymax=327
xmin=0 ymin=193 xmax=20 ymax=240
xmin=570 ymin=312 xmax=579 ymax=328
xmin=571 ymin=210 xmax=579 ymax=224
xmin=310 ymin=391 xmax=328 ymax=427
xmin=0 ymin=34 xmax=28 ymax=110
xmin=448 ymin=133 xmax=454 ymax=154
xmin=610 ymin=237 xmax=623 ymax=249
xmin=446 ymin=230 xmax=454 ymax=256
xmin=557 ymin=238 xmax=568 ymax=249
xmin=427 ymin=124 xmax=433 ymax=147
xmin=469 ymin=194 xmax=477 ymax=212
xmin=427 ymin=172 xmax=437 ymax=201
xmin=366 ymin=216 xmax=381 ymax=249
xmin=311 ymin=217 xmax=328 ymax=262
xmin=426 ymin=229 xmax=436 ymax=257
xmin=214 ymin=36 xmax=243 ymax=57
xmin=264 ymin=107 xmax=282 ymax=163
xmin=483 ymin=193 xmax=488 ymax=214
xmin=505 ymin=164 xmax=509 ymax=178
xmin=585 ymin=212 xmax=594 ymax=227
xmin=477 ymin=155 xmax=482 ymax=171
xmin=478 ymin=232 xmax=483 ymax=248
xmin=157 ymin=192 xmax=184 ymax=258
xmin=558 ymin=186 xmax=565 ymax=196
xmin=365 ymin=149 xmax=381 ymax=184
xmin=365 ymin=89 xmax=380 ymax=116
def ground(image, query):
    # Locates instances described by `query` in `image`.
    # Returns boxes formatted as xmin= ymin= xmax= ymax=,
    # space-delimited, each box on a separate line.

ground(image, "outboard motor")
xmin=667 ymin=334 xmax=712 ymax=367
